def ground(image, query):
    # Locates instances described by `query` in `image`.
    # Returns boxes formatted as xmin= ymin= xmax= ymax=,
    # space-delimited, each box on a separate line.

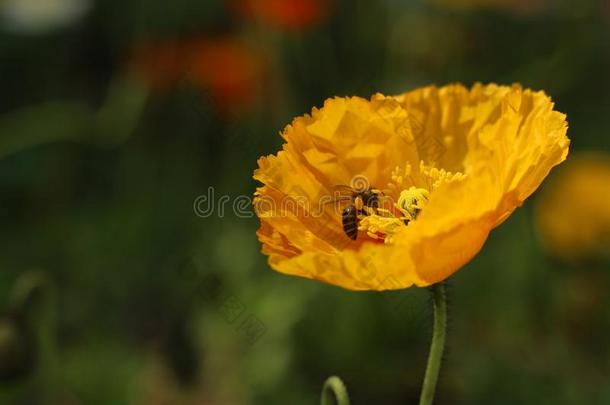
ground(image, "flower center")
xmin=356 ymin=161 xmax=464 ymax=244
xmin=357 ymin=186 xmax=430 ymax=244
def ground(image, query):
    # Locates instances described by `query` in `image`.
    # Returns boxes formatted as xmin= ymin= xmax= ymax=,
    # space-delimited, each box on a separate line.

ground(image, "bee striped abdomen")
xmin=342 ymin=205 xmax=358 ymax=240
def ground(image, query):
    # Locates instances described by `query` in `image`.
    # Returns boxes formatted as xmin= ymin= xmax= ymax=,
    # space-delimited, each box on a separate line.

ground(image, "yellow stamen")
xmin=358 ymin=214 xmax=404 ymax=241
xmin=357 ymin=186 xmax=431 ymax=244
xmin=397 ymin=187 xmax=430 ymax=221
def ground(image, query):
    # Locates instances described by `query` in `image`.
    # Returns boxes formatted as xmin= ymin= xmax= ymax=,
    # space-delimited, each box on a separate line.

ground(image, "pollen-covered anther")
xmin=359 ymin=219 xmax=398 ymax=243
xmin=357 ymin=210 xmax=406 ymax=244
xmin=397 ymin=187 xmax=430 ymax=221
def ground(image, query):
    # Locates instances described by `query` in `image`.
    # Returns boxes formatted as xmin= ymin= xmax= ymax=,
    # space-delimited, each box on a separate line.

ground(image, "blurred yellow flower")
xmin=536 ymin=153 xmax=610 ymax=262
xmin=254 ymin=84 xmax=569 ymax=290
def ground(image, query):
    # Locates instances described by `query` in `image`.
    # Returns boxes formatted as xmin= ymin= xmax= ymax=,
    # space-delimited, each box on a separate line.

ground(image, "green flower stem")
xmin=321 ymin=376 xmax=350 ymax=405
xmin=419 ymin=282 xmax=447 ymax=405
xmin=10 ymin=271 xmax=60 ymax=401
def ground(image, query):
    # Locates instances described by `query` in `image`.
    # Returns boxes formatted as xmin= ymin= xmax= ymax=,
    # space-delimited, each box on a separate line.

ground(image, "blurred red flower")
xmin=187 ymin=38 xmax=265 ymax=114
xmin=129 ymin=37 xmax=265 ymax=115
xmin=232 ymin=0 xmax=331 ymax=31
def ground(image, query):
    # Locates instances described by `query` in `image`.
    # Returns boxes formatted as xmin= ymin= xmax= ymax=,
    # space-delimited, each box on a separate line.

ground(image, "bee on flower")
xmin=254 ymin=83 xmax=569 ymax=290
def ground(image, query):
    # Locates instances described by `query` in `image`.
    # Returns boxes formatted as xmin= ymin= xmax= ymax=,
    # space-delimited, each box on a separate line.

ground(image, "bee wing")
xmin=313 ymin=190 xmax=353 ymax=217
xmin=371 ymin=187 xmax=387 ymax=195
xmin=318 ymin=195 xmax=352 ymax=207
xmin=331 ymin=184 xmax=354 ymax=194
xmin=326 ymin=184 xmax=355 ymax=202
xmin=318 ymin=185 xmax=353 ymax=213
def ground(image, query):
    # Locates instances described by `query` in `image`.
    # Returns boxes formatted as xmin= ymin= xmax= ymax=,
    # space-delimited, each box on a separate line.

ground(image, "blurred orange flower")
xmin=536 ymin=153 xmax=610 ymax=262
xmin=187 ymin=38 xmax=265 ymax=114
xmin=254 ymin=84 xmax=569 ymax=290
xmin=232 ymin=0 xmax=331 ymax=31
xmin=129 ymin=37 xmax=265 ymax=114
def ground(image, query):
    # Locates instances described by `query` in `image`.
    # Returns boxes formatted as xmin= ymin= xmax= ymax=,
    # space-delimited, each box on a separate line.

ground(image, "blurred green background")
xmin=1 ymin=0 xmax=609 ymax=404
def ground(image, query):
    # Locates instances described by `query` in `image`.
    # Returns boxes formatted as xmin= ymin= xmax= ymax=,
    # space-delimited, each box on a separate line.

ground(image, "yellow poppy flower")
xmin=254 ymin=83 xmax=569 ymax=290
xmin=535 ymin=152 xmax=610 ymax=262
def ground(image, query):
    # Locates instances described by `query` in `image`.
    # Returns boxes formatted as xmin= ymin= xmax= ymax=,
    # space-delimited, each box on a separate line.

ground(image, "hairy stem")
xmin=418 ymin=282 xmax=447 ymax=405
